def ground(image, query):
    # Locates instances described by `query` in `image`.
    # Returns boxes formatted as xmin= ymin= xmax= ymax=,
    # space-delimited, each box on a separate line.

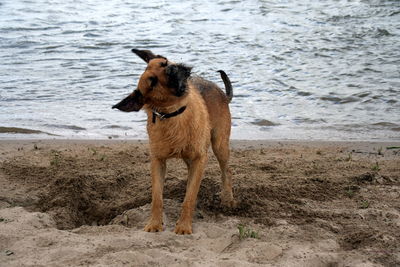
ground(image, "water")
xmin=1 ymin=0 xmax=399 ymax=140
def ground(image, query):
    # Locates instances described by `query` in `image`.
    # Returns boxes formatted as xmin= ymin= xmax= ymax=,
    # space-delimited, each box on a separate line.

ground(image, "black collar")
xmin=152 ymin=106 xmax=187 ymax=123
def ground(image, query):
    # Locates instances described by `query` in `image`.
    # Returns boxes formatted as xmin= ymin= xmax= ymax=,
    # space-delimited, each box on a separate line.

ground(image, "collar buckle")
xmin=151 ymin=106 xmax=186 ymax=124
xmin=152 ymin=110 xmax=165 ymax=120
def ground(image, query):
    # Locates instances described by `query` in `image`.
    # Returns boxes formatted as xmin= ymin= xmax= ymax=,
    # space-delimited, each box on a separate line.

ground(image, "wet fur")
xmin=113 ymin=49 xmax=235 ymax=234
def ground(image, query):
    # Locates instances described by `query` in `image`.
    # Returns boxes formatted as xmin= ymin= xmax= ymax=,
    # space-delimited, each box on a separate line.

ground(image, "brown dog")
xmin=113 ymin=49 xmax=235 ymax=234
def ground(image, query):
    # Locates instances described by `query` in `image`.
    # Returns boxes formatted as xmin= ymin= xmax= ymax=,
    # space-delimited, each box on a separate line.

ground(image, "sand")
xmin=0 ymin=139 xmax=399 ymax=266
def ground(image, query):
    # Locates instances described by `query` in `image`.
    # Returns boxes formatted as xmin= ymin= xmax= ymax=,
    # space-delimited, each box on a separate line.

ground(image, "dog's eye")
xmin=149 ymin=76 xmax=158 ymax=88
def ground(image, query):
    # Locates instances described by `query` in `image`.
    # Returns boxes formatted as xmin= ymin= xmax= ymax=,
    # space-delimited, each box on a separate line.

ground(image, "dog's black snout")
xmin=112 ymin=90 xmax=144 ymax=112
xmin=112 ymin=99 xmax=127 ymax=110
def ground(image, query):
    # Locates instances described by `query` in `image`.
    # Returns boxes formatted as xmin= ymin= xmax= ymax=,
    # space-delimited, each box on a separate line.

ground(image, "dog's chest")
xmin=147 ymin=117 xmax=210 ymax=159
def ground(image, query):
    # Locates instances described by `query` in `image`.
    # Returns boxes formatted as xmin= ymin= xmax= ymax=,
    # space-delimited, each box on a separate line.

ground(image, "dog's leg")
xmin=212 ymin=133 xmax=236 ymax=208
xmin=175 ymin=156 xmax=207 ymax=234
xmin=144 ymin=158 xmax=166 ymax=232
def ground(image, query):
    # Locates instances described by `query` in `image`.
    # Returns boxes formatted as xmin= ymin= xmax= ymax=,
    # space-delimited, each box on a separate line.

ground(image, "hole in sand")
xmin=1 ymin=146 xmax=346 ymax=230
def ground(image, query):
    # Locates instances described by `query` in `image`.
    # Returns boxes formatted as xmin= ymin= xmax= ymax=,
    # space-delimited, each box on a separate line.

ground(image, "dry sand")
xmin=0 ymin=139 xmax=399 ymax=266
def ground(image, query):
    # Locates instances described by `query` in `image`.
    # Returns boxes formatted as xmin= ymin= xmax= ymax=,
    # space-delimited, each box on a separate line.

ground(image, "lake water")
xmin=1 ymin=0 xmax=399 ymax=140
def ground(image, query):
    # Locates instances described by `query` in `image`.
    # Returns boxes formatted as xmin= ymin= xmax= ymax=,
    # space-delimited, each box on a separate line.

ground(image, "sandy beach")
xmin=2 ymin=1 xmax=399 ymax=266
xmin=0 ymin=139 xmax=399 ymax=266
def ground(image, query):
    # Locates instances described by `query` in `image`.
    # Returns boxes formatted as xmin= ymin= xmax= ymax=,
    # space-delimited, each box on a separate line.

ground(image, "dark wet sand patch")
xmin=0 ymin=126 xmax=56 ymax=135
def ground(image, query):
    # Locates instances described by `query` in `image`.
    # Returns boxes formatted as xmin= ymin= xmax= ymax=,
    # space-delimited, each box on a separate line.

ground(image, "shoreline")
xmin=1 ymin=138 xmax=400 ymax=153
xmin=2 ymin=138 xmax=400 ymax=145
xmin=1 ymin=125 xmax=399 ymax=143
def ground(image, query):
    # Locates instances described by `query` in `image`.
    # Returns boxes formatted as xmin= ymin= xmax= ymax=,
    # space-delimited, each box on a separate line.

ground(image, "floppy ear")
xmin=165 ymin=64 xmax=192 ymax=97
xmin=112 ymin=90 xmax=144 ymax=112
xmin=131 ymin=49 xmax=158 ymax=63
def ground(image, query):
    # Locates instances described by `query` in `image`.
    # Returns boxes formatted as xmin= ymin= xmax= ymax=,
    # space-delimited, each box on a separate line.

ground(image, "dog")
xmin=113 ymin=49 xmax=235 ymax=234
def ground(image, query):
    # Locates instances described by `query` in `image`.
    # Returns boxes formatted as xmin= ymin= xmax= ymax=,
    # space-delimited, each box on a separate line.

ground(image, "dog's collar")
xmin=152 ymin=106 xmax=187 ymax=124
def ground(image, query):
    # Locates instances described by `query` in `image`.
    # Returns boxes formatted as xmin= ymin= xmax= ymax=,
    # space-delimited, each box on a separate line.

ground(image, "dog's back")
xmin=189 ymin=72 xmax=232 ymax=139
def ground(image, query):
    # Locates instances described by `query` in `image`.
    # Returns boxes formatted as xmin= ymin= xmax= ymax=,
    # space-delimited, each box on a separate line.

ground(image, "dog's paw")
xmin=222 ymin=199 xmax=238 ymax=208
xmin=221 ymin=194 xmax=238 ymax=208
xmin=174 ymin=221 xmax=192 ymax=235
xmin=144 ymin=220 xmax=163 ymax=233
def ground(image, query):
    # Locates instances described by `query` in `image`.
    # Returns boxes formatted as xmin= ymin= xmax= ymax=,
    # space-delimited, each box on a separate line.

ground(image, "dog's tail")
xmin=217 ymin=70 xmax=233 ymax=103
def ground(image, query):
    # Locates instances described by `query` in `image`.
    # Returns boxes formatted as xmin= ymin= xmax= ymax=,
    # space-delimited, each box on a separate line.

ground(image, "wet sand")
xmin=0 ymin=139 xmax=399 ymax=266
xmin=0 ymin=127 xmax=56 ymax=136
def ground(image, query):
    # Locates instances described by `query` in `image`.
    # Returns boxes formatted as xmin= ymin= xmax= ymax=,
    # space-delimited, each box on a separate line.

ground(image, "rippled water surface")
xmin=1 ymin=0 xmax=399 ymax=140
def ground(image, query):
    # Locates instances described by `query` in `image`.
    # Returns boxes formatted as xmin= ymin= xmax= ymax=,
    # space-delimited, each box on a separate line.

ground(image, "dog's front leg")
xmin=175 ymin=156 xmax=207 ymax=234
xmin=144 ymin=158 xmax=166 ymax=232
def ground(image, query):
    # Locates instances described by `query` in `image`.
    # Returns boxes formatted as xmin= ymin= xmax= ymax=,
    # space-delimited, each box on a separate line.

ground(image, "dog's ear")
xmin=165 ymin=64 xmax=192 ymax=97
xmin=112 ymin=90 xmax=144 ymax=112
xmin=131 ymin=49 xmax=160 ymax=63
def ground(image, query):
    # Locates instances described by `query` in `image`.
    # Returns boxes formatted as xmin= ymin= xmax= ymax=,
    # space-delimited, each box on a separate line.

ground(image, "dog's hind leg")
xmin=175 ymin=155 xmax=207 ymax=234
xmin=144 ymin=158 xmax=166 ymax=232
xmin=211 ymin=130 xmax=236 ymax=208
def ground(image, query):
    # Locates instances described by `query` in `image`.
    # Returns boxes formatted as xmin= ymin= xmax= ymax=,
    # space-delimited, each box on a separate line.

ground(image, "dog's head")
xmin=112 ymin=49 xmax=192 ymax=112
